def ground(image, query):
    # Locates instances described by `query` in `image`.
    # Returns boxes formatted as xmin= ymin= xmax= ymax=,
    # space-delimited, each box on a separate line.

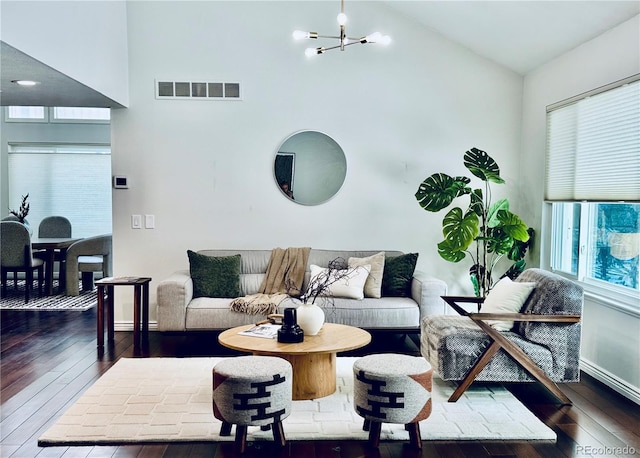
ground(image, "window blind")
xmin=8 ymin=144 xmax=112 ymax=238
xmin=545 ymin=78 xmax=640 ymax=202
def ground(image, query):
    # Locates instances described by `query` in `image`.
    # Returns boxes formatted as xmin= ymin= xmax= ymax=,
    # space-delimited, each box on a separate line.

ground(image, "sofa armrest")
xmin=157 ymin=270 xmax=193 ymax=331
xmin=411 ymin=271 xmax=448 ymax=318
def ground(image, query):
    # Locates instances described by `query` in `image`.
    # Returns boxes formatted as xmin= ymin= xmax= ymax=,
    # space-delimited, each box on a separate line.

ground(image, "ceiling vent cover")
xmin=155 ymin=80 xmax=242 ymax=100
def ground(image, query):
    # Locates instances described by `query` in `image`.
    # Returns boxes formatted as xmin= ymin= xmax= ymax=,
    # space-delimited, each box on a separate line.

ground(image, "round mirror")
xmin=274 ymin=131 xmax=347 ymax=205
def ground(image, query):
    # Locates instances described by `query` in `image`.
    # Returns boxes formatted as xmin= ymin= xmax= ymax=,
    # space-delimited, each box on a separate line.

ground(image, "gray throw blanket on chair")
xmin=229 ymin=247 xmax=311 ymax=315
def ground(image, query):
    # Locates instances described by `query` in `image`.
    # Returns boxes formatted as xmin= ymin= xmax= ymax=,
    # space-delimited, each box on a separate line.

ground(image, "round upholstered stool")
xmin=212 ymin=355 xmax=293 ymax=453
xmin=353 ymin=353 xmax=433 ymax=449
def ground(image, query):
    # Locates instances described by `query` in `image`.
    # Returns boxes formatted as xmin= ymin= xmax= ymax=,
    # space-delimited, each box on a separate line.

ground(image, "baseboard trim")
xmin=580 ymin=357 xmax=640 ymax=405
xmin=114 ymin=321 xmax=158 ymax=332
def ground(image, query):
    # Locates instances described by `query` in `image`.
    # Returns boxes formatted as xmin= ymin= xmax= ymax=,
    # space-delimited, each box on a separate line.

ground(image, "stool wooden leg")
xmin=363 ymin=419 xmax=371 ymax=431
xmin=406 ymin=422 xmax=422 ymax=449
xmin=235 ymin=425 xmax=248 ymax=453
xmin=368 ymin=421 xmax=382 ymax=448
xmin=220 ymin=421 xmax=232 ymax=436
xmin=272 ymin=420 xmax=286 ymax=447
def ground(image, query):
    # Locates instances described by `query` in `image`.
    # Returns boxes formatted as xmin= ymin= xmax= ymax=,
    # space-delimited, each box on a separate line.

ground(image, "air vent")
xmin=155 ymin=80 xmax=242 ymax=100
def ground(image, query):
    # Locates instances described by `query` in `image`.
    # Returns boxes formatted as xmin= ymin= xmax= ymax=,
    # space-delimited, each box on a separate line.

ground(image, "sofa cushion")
xmin=481 ymin=276 xmax=535 ymax=331
xmin=382 ymin=252 xmax=418 ymax=297
xmin=187 ymin=250 xmax=241 ymax=298
xmin=309 ymin=264 xmax=371 ymax=300
xmin=348 ymin=251 xmax=385 ymax=298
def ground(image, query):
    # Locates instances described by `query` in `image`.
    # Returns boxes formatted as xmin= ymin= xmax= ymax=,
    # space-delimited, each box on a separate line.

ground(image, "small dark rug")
xmin=0 ymin=280 xmax=96 ymax=311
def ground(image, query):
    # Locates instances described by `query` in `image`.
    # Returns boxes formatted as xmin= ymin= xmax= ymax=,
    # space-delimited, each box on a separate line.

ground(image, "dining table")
xmin=31 ymin=237 xmax=82 ymax=296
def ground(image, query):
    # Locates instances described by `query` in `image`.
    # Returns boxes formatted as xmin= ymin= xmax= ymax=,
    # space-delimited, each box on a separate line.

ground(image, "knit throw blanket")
xmin=229 ymin=247 xmax=311 ymax=315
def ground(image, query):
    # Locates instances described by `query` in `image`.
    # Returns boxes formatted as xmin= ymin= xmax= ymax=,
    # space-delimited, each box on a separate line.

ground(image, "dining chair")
xmin=34 ymin=216 xmax=72 ymax=288
xmin=1 ymin=221 xmax=44 ymax=302
xmin=65 ymin=234 xmax=112 ymax=296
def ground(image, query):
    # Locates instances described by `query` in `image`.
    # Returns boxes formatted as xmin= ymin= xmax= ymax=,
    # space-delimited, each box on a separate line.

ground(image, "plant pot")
xmin=295 ymin=301 xmax=325 ymax=336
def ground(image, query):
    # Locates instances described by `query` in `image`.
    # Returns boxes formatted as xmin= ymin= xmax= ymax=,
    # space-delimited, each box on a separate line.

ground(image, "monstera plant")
xmin=415 ymin=148 xmax=533 ymax=297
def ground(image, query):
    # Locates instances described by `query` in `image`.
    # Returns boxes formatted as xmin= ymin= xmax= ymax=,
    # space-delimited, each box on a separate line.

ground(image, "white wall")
xmin=109 ymin=1 xmax=523 ymax=319
xmin=0 ymin=0 xmax=129 ymax=107
xmin=521 ymin=15 xmax=640 ymax=402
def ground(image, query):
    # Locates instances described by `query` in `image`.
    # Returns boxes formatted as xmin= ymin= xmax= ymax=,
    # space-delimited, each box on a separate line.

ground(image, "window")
xmin=8 ymin=144 xmax=112 ymax=238
xmin=51 ymin=107 xmax=110 ymax=123
xmin=5 ymin=106 xmax=109 ymax=123
xmin=546 ymin=76 xmax=639 ymax=299
xmin=5 ymin=106 xmax=48 ymax=122
xmin=551 ymin=202 xmax=639 ymax=292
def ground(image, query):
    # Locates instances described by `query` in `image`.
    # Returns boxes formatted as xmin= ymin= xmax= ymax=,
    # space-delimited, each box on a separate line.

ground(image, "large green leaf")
xmin=508 ymin=227 xmax=534 ymax=261
xmin=469 ymin=189 xmax=484 ymax=217
xmin=442 ymin=207 xmax=479 ymax=251
xmin=504 ymin=259 xmax=526 ymax=280
xmin=415 ymin=173 xmax=470 ymax=212
xmin=437 ymin=238 xmax=467 ymax=262
xmin=496 ymin=210 xmax=530 ymax=241
xmin=463 ymin=147 xmax=505 ymax=184
xmin=486 ymin=226 xmax=514 ymax=254
xmin=487 ymin=198 xmax=510 ymax=228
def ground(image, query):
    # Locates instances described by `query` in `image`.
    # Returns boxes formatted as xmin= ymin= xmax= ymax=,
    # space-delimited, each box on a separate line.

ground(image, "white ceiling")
xmin=1 ymin=1 xmax=638 ymax=107
xmin=383 ymin=0 xmax=640 ymax=74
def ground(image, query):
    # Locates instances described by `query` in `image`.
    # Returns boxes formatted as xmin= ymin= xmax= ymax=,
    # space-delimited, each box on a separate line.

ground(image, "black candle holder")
xmin=277 ymin=307 xmax=304 ymax=343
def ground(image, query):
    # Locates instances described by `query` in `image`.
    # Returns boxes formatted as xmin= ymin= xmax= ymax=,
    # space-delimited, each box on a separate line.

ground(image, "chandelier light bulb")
xmin=366 ymin=32 xmax=382 ymax=43
xmin=293 ymin=30 xmax=309 ymax=40
xmin=337 ymin=12 xmax=347 ymax=26
xmin=305 ymin=47 xmax=318 ymax=57
xmin=380 ymin=35 xmax=391 ymax=45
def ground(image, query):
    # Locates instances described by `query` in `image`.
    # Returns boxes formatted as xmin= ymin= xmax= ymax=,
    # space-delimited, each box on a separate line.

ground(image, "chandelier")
xmin=293 ymin=0 xmax=391 ymax=57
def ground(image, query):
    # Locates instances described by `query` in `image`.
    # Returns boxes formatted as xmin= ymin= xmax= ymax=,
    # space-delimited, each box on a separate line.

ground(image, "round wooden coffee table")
xmin=218 ymin=323 xmax=371 ymax=400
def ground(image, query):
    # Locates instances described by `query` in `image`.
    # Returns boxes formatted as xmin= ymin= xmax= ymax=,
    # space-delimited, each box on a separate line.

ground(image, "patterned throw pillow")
xmin=187 ymin=250 xmax=241 ymax=298
xmin=381 ymin=253 xmax=418 ymax=297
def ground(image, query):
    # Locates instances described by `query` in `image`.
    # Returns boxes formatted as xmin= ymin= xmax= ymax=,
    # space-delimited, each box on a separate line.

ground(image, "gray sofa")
xmin=157 ymin=249 xmax=448 ymax=332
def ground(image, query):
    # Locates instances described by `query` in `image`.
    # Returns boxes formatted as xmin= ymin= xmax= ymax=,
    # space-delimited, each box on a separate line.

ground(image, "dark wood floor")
xmin=1 ymin=308 xmax=639 ymax=458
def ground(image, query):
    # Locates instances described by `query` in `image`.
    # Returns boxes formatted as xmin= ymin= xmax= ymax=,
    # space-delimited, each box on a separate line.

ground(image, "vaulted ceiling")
xmin=1 ymin=1 xmax=638 ymax=108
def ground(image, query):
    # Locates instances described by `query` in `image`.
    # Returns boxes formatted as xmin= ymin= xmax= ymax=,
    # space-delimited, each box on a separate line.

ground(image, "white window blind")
xmin=8 ymin=144 xmax=112 ymax=238
xmin=545 ymin=78 xmax=640 ymax=202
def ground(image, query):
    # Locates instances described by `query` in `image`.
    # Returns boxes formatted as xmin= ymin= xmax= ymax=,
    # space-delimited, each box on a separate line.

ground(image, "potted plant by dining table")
xmin=415 ymin=148 xmax=533 ymax=297
xmin=9 ymin=193 xmax=32 ymax=235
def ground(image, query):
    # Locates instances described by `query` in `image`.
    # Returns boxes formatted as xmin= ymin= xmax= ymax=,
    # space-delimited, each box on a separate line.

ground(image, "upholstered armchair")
xmin=421 ymin=268 xmax=583 ymax=405
xmin=65 ymin=234 xmax=112 ymax=296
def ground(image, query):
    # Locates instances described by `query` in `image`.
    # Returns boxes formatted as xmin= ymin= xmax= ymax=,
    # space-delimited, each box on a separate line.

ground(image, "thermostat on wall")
xmin=113 ymin=175 xmax=128 ymax=189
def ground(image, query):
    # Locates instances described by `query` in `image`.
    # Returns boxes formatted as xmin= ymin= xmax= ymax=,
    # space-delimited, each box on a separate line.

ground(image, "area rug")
xmin=0 ymin=280 xmax=96 ymax=311
xmin=38 ymin=357 xmax=556 ymax=446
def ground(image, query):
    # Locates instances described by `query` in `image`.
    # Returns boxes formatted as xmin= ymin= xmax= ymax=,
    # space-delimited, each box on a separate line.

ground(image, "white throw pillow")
xmin=348 ymin=252 xmax=385 ymax=298
xmin=308 ymin=264 xmax=371 ymax=300
xmin=481 ymin=277 xmax=536 ymax=331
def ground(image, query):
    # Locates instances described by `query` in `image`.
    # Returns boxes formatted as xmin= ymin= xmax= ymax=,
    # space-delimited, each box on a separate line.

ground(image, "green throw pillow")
xmin=382 ymin=253 xmax=418 ymax=297
xmin=187 ymin=251 xmax=241 ymax=298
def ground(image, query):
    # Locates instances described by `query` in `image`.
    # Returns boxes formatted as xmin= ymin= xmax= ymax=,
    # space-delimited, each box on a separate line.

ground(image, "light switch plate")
xmin=131 ymin=214 xmax=142 ymax=229
xmin=145 ymin=215 xmax=155 ymax=229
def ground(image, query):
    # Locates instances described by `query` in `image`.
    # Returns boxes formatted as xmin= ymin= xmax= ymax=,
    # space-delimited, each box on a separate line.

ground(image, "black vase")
xmin=277 ymin=307 xmax=304 ymax=343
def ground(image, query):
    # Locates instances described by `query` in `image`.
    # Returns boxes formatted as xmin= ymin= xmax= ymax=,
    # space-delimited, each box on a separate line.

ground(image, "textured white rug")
xmin=38 ymin=357 xmax=556 ymax=446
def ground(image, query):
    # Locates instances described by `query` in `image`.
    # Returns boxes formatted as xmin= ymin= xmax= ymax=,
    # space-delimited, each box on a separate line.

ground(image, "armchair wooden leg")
xmin=450 ymin=340 xmax=502 ymax=402
xmin=474 ymin=319 xmax=573 ymax=406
